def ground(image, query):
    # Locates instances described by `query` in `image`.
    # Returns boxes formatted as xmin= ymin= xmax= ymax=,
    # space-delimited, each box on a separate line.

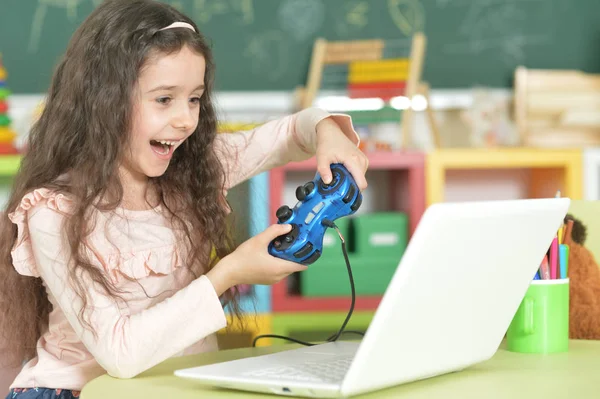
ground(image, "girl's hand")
xmin=315 ymin=117 xmax=369 ymax=191
xmin=207 ymin=224 xmax=308 ymax=296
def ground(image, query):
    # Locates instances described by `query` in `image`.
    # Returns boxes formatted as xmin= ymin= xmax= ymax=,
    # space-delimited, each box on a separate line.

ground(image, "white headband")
xmin=159 ymin=22 xmax=196 ymax=32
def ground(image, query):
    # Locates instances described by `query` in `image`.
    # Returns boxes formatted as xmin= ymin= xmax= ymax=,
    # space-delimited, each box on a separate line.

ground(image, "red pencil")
xmin=540 ymin=255 xmax=550 ymax=279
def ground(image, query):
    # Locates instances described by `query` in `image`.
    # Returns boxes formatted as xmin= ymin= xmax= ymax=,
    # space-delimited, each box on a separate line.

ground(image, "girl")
xmin=0 ymin=0 xmax=368 ymax=398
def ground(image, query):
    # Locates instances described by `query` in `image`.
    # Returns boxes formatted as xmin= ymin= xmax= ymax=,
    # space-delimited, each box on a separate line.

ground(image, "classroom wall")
xmin=1 ymin=0 xmax=597 ymax=391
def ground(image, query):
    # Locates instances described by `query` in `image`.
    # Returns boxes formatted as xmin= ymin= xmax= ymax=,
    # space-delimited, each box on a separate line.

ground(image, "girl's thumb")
xmin=318 ymin=163 xmax=332 ymax=184
xmin=263 ymin=223 xmax=292 ymax=240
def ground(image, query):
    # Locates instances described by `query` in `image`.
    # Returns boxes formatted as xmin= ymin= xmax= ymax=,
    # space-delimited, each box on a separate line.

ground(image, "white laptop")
xmin=175 ymin=198 xmax=570 ymax=398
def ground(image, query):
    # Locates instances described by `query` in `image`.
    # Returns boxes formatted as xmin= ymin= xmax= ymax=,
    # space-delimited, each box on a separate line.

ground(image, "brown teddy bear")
xmin=566 ymin=214 xmax=600 ymax=340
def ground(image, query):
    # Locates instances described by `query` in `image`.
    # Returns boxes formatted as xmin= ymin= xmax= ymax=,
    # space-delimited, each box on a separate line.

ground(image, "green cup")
xmin=506 ymin=279 xmax=569 ymax=353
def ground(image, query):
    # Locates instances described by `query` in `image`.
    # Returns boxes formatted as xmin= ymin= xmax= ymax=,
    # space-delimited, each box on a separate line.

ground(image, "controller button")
xmin=318 ymin=181 xmax=331 ymax=192
xmin=312 ymin=201 xmax=325 ymax=214
xmin=301 ymin=249 xmax=321 ymax=265
xmin=276 ymin=205 xmax=293 ymax=222
xmin=304 ymin=181 xmax=315 ymax=195
xmin=343 ymin=184 xmax=356 ymax=203
xmin=320 ymin=173 xmax=337 ymax=188
xmin=271 ymin=224 xmax=299 ymax=252
xmin=296 ymin=182 xmax=315 ymax=201
xmin=295 ymin=185 xmax=306 ymax=201
xmin=351 ymin=193 xmax=363 ymax=212
xmin=293 ymin=242 xmax=313 ymax=258
xmin=304 ymin=212 xmax=316 ymax=224
xmin=318 ymin=168 xmax=345 ymax=194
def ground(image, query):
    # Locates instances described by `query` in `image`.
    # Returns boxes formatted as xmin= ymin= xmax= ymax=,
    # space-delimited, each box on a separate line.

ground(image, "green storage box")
xmin=300 ymin=212 xmax=408 ymax=297
xmin=353 ymin=212 xmax=408 ymax=259
xmin=300 ymin=255 xmax=399 ymax=297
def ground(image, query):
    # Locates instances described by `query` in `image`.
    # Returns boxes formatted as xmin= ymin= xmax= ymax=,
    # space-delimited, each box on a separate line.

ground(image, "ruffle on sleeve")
xmin=8 ymin=188 xmax=187 ymax=285
xmin=7 ymin=188 xmax=74 ymax=277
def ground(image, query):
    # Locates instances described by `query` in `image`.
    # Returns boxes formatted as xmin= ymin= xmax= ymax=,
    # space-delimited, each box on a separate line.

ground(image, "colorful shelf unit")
xmin=0 ymin=55 xmax=18 ymax=154
xmin=235 ymin=171 xmax=271 ymax=314
xmin=268 ymin=151 xmax=426 ymax=312
xmin=221 ymin=172 xmax=272 ymax=350
xmin=583 ymin=148 xmax=600 ymax=200
xmin=426 ymin=148 xmax=583 ymax=205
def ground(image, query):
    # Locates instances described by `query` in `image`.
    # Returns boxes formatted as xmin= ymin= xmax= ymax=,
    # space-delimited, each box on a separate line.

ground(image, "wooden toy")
xmin=515 ymin=67 xmax=600 ymax=147
xmin=296 ymin=33 xmax=439 ymax=150
xmin=462 ymin=88 xmax=519 ymax=148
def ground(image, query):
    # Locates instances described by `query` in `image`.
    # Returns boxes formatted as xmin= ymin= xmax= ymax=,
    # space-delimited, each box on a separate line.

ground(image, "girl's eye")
xmin=190 ymin=97 xmax=201 ymax=105
xmin=156 ymin=97 xmax=171 ymax=105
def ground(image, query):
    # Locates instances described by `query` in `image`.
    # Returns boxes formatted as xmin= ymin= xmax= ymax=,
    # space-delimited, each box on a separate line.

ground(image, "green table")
xmin=82 ymin=340 xmax=599 ymax=398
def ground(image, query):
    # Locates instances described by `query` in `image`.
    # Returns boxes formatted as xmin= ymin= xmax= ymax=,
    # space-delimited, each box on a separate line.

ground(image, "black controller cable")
xmin=252 ymin=218 xmax=365 ymax=347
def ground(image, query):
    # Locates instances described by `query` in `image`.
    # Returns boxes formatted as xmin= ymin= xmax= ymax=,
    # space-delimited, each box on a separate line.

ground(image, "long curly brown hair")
xmin=0 ymin=0 xmax=244 ymax=367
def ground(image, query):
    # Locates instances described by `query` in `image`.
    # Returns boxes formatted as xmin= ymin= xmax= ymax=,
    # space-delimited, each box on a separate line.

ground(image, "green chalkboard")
xmin=0 ymin=0 xmax=599 ymax=94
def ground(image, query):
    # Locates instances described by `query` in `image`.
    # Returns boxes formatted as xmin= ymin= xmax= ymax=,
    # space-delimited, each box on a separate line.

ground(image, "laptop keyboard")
xmin=242 ymin=355 xmax=353 ymax=383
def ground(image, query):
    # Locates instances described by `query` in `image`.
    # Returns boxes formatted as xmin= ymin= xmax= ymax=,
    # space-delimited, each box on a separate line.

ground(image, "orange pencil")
xmin=563 ymin=219 xmax=574 ymax=246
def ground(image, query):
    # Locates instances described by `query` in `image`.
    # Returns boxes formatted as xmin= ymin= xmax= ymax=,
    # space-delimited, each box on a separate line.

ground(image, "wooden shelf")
xmin=426 ymin=148 xmax=582 ymax=168
xmin=269 ymin=150 xmax=426 ymax=313
xmin=426 ymin=148 xmax=583 ymax=205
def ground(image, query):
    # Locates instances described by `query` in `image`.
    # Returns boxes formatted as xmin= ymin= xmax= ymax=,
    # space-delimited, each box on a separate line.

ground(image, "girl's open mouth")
xmin=150 ymin=140 xmax=177 ymax=158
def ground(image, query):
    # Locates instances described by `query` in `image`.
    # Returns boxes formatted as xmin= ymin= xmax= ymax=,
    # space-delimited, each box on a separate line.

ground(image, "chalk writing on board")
xmin=445 ymin=35 xmax=548 ymax=63
xmin=334 ymin=1 xmax=369 ymax=37
xmin=387 ymin=0 xmax=425 ymax=36
xmin=442 ymin=0 xmax=551 ymax=64
xmin=244 ymin=31 xmax=288 ymax=81
xmin=234 ymin=0 xmax=255 ymax=24
xmin=29 ymin=0 xmax=88 ymax=53
xmin=169 ymin=1 xmax=184 ymax=11
xmin=277 ymin=0 xmax=325 ymax=42
xmin=191 ymin=0 xmax=254 ymax=25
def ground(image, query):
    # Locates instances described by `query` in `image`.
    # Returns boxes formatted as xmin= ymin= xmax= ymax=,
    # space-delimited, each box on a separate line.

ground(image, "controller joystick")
xmin=295 ymin=182 xmax=315 ymax=201
xmin=276 ymin=205 xmax=293 ymax=222
xmin=268 ymin=163 xmax=362 ymax=265
xmin=318 ymin=168 xmax=344 ymax=194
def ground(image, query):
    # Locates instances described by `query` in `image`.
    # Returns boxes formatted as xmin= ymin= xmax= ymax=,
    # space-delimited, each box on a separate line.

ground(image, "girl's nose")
xmin=172 ymin=103 xmax=195 ymax=131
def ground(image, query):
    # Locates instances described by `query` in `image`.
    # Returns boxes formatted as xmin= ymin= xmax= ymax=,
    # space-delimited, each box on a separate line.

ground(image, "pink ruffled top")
xmin=7 ymin=108 xmax=359 ymax=390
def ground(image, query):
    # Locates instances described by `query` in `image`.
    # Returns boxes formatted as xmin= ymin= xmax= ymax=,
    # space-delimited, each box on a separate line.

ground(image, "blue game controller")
xmin=268 ymin=163 xmax=363 ymax=265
